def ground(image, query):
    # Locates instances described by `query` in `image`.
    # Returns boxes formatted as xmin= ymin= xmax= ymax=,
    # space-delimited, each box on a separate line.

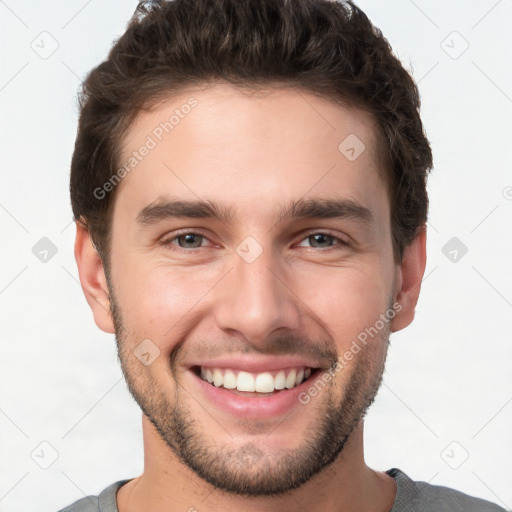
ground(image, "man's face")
xmin=106 ymin=84 xmax=400 ymax=495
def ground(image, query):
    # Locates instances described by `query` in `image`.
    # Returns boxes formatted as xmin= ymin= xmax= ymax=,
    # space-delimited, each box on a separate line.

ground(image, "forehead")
xmin=114 ymin=82 xmax=389 ymax=228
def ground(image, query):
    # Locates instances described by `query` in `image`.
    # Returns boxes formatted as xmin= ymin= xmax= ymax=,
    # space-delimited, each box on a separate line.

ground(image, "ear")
xmin=74 ymin=221 xmax=115 ymax=334
xmin=390 ymin=226 xmax=427 ymax=332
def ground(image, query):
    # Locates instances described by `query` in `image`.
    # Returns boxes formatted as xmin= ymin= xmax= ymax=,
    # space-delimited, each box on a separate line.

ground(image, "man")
xmin=60 ymin=0 xmax=506 ymax=510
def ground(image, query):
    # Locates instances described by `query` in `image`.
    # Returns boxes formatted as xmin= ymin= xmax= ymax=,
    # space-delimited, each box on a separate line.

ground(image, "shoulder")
xmin=388 ymin=468 xmax=508 ymax=512
xmin=57 ymin=495 xmax=98 ymax=512
xmin=56 ymin=480 xmax=131 ymax=512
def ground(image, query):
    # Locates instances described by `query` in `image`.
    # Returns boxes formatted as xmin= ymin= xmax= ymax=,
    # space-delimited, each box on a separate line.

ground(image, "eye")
xmin=297 ymin=232 xmax=347 ymax=250
xmin=160 ymin=230 xmax=348 ymax=252
xmin=162 ymin=231 xmax=211 ymax=249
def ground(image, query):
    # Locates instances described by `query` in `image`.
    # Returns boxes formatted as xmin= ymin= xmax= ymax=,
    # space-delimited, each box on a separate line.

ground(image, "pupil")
xmin=180 ymin=234 xmax=201 ymax=248
xmin=311 ymin=234 xmax=332 ymax=247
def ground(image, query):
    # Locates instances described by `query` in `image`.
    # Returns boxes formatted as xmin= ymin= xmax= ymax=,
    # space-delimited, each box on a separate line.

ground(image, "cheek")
xmin=291 ymin=263 xmax=392 ymax=348
xmin=112 ymin=246 xmax=395 ymax=356
xmin=111 ymin=259 xmax=220 ymax=345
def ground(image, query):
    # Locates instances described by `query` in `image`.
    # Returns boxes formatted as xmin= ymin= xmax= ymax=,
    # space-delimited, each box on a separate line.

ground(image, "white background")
xmin=0 ymin=1 xmax=511 ymax=510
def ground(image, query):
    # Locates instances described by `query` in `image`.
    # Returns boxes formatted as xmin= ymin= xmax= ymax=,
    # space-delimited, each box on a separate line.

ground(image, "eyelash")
xmin=160 ymin=229 xmax=349 ymax=253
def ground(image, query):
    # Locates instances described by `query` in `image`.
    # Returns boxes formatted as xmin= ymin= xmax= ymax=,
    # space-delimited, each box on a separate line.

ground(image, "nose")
xmin=213 ymin=243 xmax=302 ymax=349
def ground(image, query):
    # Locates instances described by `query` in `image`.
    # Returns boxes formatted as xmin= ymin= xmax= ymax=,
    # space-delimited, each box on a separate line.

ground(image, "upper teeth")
xmin=200 ymin=367 xmax=313 ymax=393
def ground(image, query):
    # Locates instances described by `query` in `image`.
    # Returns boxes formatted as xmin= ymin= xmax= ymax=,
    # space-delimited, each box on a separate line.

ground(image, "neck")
xmin=117 ymin=416 xmax=396 ymax=512
xmin=117 ymin=415 xmax=396 ymax=512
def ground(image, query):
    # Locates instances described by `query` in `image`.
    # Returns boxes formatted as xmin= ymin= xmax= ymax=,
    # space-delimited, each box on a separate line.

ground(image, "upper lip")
xmin=188 ymin=355 xmax=325 ymax=373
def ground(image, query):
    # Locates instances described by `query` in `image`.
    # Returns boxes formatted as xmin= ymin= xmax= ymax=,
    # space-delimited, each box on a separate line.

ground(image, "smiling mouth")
xmin=192 ymin=366 xmax=320 ymax=396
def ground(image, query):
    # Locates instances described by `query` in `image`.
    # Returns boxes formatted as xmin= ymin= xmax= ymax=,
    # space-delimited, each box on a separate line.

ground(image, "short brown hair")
xmin=70 ymin=0 xmax=433 ymax=266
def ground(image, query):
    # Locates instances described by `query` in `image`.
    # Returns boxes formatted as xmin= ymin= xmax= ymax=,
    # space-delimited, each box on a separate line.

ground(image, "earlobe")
xmin=74 ymin=221 xmax=115 ymax=334
xmin=390 ymin=226 xmax=427 ymax=332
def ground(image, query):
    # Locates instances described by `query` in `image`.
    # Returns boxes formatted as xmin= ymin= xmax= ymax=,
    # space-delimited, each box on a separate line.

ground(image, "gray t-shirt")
xmin=57 ymin=468 xmax=508 ymax=511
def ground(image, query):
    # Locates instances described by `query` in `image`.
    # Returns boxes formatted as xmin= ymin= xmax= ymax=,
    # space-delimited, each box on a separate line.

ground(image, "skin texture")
xmin=75 ymin=83 xmax=426 ymax=512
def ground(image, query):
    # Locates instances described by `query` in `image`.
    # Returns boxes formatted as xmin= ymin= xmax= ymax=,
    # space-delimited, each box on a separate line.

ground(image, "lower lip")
xmin=189 ymin=370 xmax=320 ymax=419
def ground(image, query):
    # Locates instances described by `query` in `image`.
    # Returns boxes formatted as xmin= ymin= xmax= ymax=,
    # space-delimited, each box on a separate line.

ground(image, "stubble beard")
xmin=109 ymin=287 xmax=390 ymax=496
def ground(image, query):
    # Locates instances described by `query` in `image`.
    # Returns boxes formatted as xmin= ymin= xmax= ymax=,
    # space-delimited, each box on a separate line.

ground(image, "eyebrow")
xmin=136 ymin=197 xmax=373 ymax=226
xmin=137 ymin=199 xmax=234 ymax=225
